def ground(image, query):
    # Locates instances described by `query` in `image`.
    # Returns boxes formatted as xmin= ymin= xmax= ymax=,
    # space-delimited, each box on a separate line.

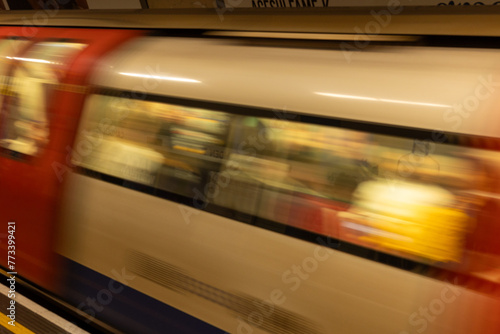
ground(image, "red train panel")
xmin=0 ymin=27 xmax=144 ymax=290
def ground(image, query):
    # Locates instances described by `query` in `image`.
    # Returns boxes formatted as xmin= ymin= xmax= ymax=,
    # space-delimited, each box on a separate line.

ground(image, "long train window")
xmin=75 ymin=93 xmax=500 ymax=276
xmin=0 ymin=41 xmax=86 ymax=157
xmin=215 ymin=117 xmax=482 ymax=263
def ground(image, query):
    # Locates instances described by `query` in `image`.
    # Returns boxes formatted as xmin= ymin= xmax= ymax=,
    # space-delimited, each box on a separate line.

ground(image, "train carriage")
xmin=0 ymin=8 xmax=500 ymax=334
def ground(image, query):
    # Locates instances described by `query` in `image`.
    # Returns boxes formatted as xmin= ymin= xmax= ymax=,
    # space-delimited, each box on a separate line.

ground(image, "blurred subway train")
xmin=1 ymin=10 xmax=500 ymax=334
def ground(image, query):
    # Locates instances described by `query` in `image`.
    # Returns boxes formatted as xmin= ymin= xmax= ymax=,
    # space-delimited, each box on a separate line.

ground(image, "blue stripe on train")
xmin=61 ymin=258 xmax=226 ymax=334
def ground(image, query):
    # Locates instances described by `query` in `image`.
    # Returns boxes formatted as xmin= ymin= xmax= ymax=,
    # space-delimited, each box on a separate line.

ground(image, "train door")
xmin=0 ymin=27 xmax=143 ymax=291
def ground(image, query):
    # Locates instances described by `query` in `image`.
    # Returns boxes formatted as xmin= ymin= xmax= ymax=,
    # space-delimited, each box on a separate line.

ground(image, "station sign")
xmin=227 ymin=0 xmax=500 ymax=7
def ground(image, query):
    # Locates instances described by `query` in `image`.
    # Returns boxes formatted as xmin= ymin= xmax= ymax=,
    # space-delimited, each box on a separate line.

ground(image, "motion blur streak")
xmin=118 ymin=71 xmax=202 ymax=83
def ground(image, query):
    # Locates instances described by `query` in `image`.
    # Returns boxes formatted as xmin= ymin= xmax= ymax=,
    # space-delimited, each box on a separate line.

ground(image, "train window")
xmin=75 ymin=94 xmax=230 ymax=197
xmin=0 ymin=38 xmax=30 ymax=132
xmin=212 ymin=115 xmax=489 ymax=265
xmin=0 ymin=41 xmax=86 ymax=157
